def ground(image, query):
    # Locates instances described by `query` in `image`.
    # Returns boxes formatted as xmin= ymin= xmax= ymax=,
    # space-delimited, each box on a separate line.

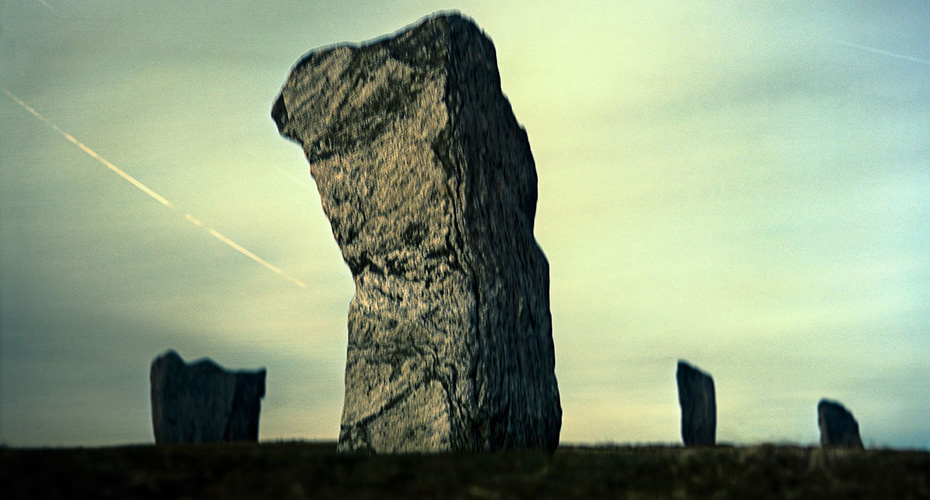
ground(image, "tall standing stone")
xmin=150 ymin=350 xmax=266 ymax=443
xmin=273 ymin=12 xmax=561 ymax=453
xmin=818 ymin=399 xmax=864 ymax=449
xmin=676 ymin=360 xmax=716 ymax=446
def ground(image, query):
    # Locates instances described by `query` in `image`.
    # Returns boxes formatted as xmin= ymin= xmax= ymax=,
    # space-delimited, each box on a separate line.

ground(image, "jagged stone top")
xmin=272 ymin=12 xmax=500 ymax=162
xmin=677 ymin=360 xmax=712 ymax=378
xmin=154 ymin=350 xmax=266 ymax=382
xmin=290 ymin=12 xmax=479 ymax=78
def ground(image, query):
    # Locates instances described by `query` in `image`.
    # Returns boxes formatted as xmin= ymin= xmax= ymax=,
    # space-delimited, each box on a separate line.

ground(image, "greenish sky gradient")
xmin=1 ymin=1 xmax=928 ymax=448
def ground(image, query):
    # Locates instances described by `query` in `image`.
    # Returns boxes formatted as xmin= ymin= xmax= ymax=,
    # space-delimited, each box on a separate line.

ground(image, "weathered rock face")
xmin=676 ymin=360 xmax=716 ymax=446
xmin=818 ymin=399 xmax=864 ymax=449
xmin=273 ymin=12 xmax=561 ymax=453
xmin=150 ymin=350 xmax=266 ymax=443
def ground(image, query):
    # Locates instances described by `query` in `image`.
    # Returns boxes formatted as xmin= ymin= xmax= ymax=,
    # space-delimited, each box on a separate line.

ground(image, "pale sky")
xmin=1 ymin=1 xmax=928 ymax=449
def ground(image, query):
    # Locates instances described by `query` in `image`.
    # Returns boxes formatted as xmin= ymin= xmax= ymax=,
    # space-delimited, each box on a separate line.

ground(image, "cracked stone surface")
xmin=273 ymin=12 xmax=561 ymax=453
xmin=150 ymin=350 xmax=266 ymax=443
xmin=818 ymin=399 xmax=864 ymax=448
xmin=676 ymin=360 xmax=716 ymax=446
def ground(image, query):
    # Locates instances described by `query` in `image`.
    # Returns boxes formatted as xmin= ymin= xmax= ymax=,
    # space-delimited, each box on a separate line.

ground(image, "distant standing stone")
xmin=676 ymin=360 xmax=716 ymax=446
xmin=150 ymin=350 xmax=266 ymax=443
xmin=273 ymin=12 xmax=561 ymax=453
xmin=818 ymin=399 xmax=864 ymax=449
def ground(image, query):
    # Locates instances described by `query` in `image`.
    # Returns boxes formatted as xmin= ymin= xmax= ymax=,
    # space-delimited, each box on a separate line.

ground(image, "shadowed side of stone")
xmin=818 ymin=399 xmax=864 ymax=449
xmin=273 ymin=12 xmax=561 ymax=453
xmin=150 ymin=350 xmax=266 ymax=444
xmin=676 ymin=360 xmax=716 ymax=446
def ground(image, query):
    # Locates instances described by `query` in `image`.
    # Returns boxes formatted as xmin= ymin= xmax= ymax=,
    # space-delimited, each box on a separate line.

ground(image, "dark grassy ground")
xmin=2 ymin=441 xmax=928 ymax=499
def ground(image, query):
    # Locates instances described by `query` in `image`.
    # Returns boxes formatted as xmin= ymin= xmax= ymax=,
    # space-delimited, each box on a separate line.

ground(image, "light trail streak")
xmin=208 ymin=229 xmax=307 ymax=288
xmin=3 ymin=89 xmax=171 ymax=207
xmin=4 ymin=88 xmax=307 ymax=289
xmin=185 ymin=214 xmax=204 ymax=227
xmin=836 ymin=40 xmax=930 ymax=66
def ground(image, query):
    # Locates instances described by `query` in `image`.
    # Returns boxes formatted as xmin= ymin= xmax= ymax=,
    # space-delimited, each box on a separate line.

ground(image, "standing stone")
xmin=273 ymin=12 xmax=561 ymax=453
xmin=818 ymin=399 xmax=864 ymax=448
xmin=676 ymin=360 xmax=716 ymax=446
xmin=150 ymin=350 xmax=266 ymax=443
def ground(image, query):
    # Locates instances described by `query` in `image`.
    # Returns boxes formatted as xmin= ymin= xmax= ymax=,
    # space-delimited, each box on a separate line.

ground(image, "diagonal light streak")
xmin=836 ymin=40 xmax=930 ymax=66
xmin=4 ymin=89 xmax=172 ymax=207
xmin=208 ymin=229 xmax=307 ymax=288
xmin=4 ymin=88 xmax=307 ymax=289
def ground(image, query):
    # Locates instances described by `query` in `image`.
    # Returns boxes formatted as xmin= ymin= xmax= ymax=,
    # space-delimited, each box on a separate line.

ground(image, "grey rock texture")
xmin=273 ymin=12 xmax=561 ymax=453
xmin=818 ymin=399 xmax=864 ymax=448
xmin=676 ymin=360 xmax=716 ymax=446
xmin=150 ymin=350 xmax=266 ymax=443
